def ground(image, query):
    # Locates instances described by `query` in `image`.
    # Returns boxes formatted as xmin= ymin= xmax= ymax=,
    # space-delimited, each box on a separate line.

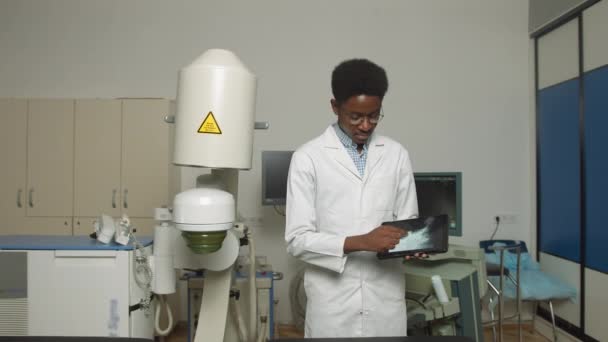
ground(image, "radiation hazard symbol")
xmin=197 ymin=112 xmax=222 ymax=134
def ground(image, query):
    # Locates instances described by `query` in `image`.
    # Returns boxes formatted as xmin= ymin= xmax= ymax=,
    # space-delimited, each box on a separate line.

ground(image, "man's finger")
xmin=385 ymin=226 xmax=403 ymax=234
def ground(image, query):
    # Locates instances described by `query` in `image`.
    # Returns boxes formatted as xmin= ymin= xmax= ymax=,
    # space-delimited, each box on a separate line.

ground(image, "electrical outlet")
xmin=494 ymin=214 xmax=518 ymax=224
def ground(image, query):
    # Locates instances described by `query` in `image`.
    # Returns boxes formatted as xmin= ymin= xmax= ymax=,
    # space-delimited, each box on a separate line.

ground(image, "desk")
xmin=270 ymin=337 xmax=474 ymax=342
xmin=0 ymin=338 xmax=152 ymax=342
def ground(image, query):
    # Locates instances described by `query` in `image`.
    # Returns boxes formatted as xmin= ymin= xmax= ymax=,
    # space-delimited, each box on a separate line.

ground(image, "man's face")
xmin=331 ymin=95 xmax=382 ymax=145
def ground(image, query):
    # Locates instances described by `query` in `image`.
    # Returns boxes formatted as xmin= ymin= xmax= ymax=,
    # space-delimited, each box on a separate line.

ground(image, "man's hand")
xmin=344 ymin=225 xmax=406 ymax=253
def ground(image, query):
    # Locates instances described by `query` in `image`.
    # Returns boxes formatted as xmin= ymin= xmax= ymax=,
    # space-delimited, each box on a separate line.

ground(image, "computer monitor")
xmin=261 ymin=151 xmax=294 ymax=206
xmin=414 ymin=172 xmax=462 ymax=236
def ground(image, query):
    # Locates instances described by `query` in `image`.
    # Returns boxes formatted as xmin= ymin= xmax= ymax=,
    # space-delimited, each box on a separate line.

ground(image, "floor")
xmin=166 ymin=323 xmax=551 ymax=341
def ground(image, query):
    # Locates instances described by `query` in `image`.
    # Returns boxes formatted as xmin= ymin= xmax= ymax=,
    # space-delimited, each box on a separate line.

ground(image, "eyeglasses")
xmin=345 ymin=108 xmax=384 ymax=125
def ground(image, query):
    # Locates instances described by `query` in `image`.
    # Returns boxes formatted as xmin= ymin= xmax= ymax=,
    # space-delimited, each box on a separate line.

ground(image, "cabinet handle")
xmin=28 ymin=188 xmax=34 ymax=208
xmin=112 ymin=189 xmax=117 ymax=208
xmin=123 ymin=189 xmax=128 ymax=209
xmin=17 ymin=189 xmax=23 ymax=208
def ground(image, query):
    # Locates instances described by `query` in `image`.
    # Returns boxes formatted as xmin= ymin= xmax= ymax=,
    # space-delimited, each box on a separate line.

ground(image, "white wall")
xmin=0 ymin=0 xmax=532 ymax=325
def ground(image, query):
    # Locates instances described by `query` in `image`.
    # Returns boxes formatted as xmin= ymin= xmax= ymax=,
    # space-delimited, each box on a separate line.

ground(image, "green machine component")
xmin=404 ymin=244 xmax=487 ymax=342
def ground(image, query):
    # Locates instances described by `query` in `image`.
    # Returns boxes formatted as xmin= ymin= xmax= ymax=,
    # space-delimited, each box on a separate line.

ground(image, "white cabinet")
xmin=0 ymin=99 xmax=27 ymax=223
xmin=26 ymin=99 xmax=75 ymax=217
xmin=121 ymin=99 xmax=171 ymax=218
xmin=21 ymin=217 xmax=73 ymax=235
xmin=74 ymin=99 xmax=122 ymax=218
xmin=73 ymin=99 xmax=172 ymax=236
xmin=1 ymin=98 xmax=172 ymax=237
xmin=0 ymin=99 xmax=72 ymax=235
xmin=73 ymin=216 xmax=156 ymax=237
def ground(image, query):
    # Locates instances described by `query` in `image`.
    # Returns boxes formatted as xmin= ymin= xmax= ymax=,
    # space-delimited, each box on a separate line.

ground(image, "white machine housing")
xmin=173 ymin=48 xmax=257 ymax=169
xmin=172 ymin=188 xmax=235 ymax=232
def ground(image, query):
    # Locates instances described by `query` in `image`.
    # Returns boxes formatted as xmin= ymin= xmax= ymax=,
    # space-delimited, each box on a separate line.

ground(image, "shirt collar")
xmin=332 ymin=122 xmax=370 ymax=151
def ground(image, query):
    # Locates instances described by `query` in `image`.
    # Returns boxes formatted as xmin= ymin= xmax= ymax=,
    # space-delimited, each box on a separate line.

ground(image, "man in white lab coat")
xmin=285 ymin=58 xmax=419 ymax=338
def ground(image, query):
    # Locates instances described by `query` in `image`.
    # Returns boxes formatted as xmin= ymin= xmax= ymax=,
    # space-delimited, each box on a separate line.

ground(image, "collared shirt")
xmin=333 ymin=123 xmax=368 ymax=177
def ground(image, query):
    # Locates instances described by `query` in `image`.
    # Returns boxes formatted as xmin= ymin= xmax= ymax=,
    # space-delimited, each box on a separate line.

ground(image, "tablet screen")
xmin=377 ymin=215 xmax=448 ymax=259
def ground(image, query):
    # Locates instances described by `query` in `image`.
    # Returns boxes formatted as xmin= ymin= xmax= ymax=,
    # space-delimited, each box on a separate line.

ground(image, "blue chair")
xmin=480 ymin=240 xmax=577 ymax=342
xmin=480 ymin=240 xmax=523 ymax=342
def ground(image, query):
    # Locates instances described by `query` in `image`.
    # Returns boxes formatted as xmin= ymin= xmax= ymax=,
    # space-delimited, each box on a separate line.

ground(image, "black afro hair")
xmin=331 ymin=59 xmax=388 ymax=104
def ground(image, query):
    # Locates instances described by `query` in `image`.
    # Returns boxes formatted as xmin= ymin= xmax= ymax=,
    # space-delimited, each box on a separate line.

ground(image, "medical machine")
xmin=404 ymin=244 xmax=486 ymax=341
xmin=0 ymin=235 xmax=154 ymax=339
xmin=150 ymin=48 xmax=271 ymax=342
xmin=414 ymin=172 xmax=462 ymax=236
xmin=0 ymin=49 xmax=267 ymax=342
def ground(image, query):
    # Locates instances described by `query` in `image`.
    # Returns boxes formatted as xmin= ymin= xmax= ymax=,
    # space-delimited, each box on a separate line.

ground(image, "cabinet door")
xmin=74 ymin=100 xmax=122 ymax=217
xmin=20 ymin=217 xmax=72 ymax=235
xmin=121 ymin=99 xmax=170 ymax=217
xmin=27 ymin=100 xmax=74 ymax=217
xmin=72 ymin=216 xmax=98 ymax=236
xmin=128 ymin=217 xmax=156 ymax=237
xmin=0 ymin=99 xmax=27 ymax=234
xmin=73 ymin=217 xmax=155 ymax=239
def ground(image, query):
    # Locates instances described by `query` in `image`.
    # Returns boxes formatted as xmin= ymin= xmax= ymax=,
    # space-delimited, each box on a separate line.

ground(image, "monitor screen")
xmin=261 ymin=151 xmax=294 ymax=205
xmin=414 ymin=172 xmax=462 ymax=236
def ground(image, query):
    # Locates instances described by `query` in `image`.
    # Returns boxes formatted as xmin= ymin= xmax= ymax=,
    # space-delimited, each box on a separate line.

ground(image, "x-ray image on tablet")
xmin=377 ymin=215 xmax=449 ymax=259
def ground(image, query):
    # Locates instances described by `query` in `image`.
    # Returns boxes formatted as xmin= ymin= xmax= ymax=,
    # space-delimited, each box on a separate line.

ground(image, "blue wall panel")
xmin=584 ymin=66 xmax=608 ymax=273
xmin=538 ymin=79 xmax=581 ymax=262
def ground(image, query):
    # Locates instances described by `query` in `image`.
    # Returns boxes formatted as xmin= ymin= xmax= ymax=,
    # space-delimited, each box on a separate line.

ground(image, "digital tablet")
xmin=377 ymin=214 xmax=449 ymax=259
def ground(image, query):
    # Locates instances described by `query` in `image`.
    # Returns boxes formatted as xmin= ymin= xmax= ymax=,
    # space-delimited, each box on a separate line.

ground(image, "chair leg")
xmin=506 ymin=273 xmax=522 ymax=342
xmin=498 ymin=275 xmax=504 ymax=342
xmin=489 ymin=297 xmax=497 ymax=342
xmin=515 ymin=279 xmax=522 ymax=342
xmin=549 ymin=300 xmax=557 ymax=342
xmin=532 ymin=301 xmax=538 ymax=334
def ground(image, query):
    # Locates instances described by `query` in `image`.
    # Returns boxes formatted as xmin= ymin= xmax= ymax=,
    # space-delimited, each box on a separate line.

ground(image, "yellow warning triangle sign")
xmin=198 ymin=111 xmax=222 ymax=134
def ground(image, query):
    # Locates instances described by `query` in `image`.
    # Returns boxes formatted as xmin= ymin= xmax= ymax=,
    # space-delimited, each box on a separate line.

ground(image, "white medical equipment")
xmin=0 ymin=235 xmax=155 ymax=339
xmin=150 ymin=49 xmax=268 ymax=342
xmin=0 ymin=49 xmax=265 ymax=341
xmin=404 ymin=244 xmax=487 ymax=341
xmin=93 ymin=214 xmax=132 ymax=246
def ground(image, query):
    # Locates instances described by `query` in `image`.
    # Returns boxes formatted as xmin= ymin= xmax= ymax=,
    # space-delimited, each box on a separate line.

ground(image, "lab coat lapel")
xmin=322 ymin=126 xmax=362 ymax=181
xmin=363 ymin=134 xmax=385 ymax=183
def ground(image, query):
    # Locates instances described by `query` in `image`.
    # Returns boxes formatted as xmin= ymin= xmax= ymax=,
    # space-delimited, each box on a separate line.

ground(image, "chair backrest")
xmin=479 ymin=240 xmax=528 ymax=254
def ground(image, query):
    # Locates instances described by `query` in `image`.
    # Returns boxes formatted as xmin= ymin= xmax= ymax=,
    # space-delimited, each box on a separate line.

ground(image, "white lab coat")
xmin=285 ymin=125 xmax=418 ymax=338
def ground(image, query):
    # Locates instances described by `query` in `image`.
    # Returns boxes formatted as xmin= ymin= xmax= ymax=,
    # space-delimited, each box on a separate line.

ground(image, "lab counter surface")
xmin=270 ymin=337 xmax=474 ymax=342
xmin=0 ymin=338 xmax=152 ymax=342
